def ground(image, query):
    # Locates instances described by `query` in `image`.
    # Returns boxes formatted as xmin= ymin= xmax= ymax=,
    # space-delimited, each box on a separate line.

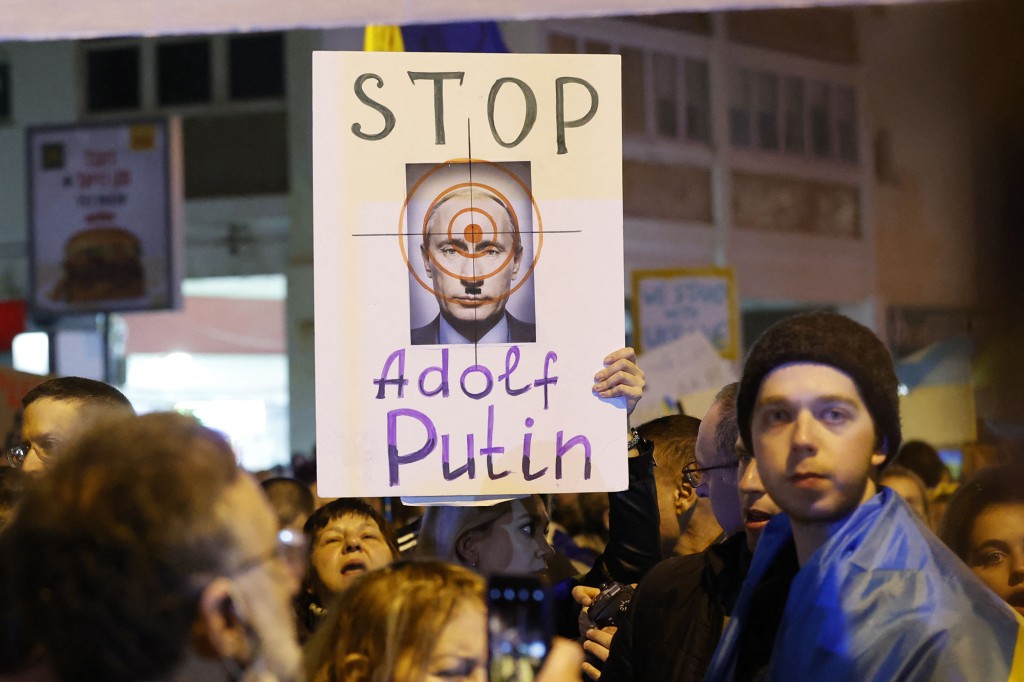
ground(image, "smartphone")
xmin=487 ymin=574 xmax=553 ymax=682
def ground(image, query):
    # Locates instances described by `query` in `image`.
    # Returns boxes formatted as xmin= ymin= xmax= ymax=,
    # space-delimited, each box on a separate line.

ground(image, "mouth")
xmin=789 ymin=471 xmax=827 ymax=488
xmin=744 ymin=508 xmax=774 ymax=530
xmin=339 ymin=560 xmax=368 ymax=577
xmin=1007 ymin=593 xmax=1024 ymax=615
xmin=452 ymin=296 xmax=492 ymax=307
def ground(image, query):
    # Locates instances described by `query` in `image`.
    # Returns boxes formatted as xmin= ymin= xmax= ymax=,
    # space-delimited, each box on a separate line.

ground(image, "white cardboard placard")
xmin=313 ymin=51 xmax=625 ymax=498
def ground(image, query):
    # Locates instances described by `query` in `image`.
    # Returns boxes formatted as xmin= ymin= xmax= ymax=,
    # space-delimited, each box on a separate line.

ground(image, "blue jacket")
xmin=707 ymin=487 xmax=1024 ymax=681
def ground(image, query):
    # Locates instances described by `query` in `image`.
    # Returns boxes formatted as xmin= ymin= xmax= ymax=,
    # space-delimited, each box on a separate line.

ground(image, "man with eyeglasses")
xmin=581 ymin=383 xmax=780 ymax=682
xmin=0 ymin=412 xmax=302 ymax=682
xmin=10 ymin=376 xmax=134 ymax=473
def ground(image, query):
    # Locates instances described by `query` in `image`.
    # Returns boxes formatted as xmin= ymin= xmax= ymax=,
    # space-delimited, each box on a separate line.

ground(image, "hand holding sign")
xmin=593 ymin=347 xmax=645 ymax=417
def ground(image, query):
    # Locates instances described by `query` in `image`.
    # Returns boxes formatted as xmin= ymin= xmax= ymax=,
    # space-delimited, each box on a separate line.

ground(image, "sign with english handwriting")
xmin=313 ymin=51 xmax=625 ymax=497
xmin=632 ymin=267 xmax=738 ymax=358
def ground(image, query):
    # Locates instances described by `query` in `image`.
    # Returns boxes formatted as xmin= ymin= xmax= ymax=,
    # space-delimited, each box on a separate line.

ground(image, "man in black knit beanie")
xmin=706 ymin=311 xmax=1021 ymax=681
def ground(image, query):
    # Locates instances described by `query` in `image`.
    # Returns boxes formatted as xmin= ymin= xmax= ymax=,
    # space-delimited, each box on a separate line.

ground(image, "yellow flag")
xmin=364 ymin=25 xmax=404 ymax=52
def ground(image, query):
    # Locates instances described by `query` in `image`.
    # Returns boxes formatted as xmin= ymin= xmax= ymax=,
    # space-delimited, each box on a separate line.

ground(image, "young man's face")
xmin=751 ymin=363 xmax=886 ymax=526
xmin=420 ymin=198 xmax=523 ymax=335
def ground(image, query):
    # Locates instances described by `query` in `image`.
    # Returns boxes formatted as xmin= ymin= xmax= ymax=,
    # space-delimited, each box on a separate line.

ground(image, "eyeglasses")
xmin=4 ymin=446 xmax=26 ymax=469
xmin=682 ymin=461 xmax=738 ymax=488
xmin=231 ymin=528 xmax=309 ymax=579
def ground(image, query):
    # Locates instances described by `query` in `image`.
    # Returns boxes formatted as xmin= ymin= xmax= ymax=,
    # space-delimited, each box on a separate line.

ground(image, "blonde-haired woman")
xmin=305 ymin=560 xmax=582 ymax=682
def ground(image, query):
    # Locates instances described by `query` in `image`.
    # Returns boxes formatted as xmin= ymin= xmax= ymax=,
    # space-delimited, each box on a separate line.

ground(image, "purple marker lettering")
xmin=521 ymin=416 xmax=545 ymax=481
xmin=374 ymin=348 xmax=408 ymax=399
xmin=443 ymin=433 xmax=476 ymax=480
xmin=460 ymin=364 xmax=494 ymax=400
xmin=387 ymin=408 xmax=436 ymax=485
xmin=419 ymin=348 xmax=450 ymax=397
xmin=555 ymin=431 xmax=591 ymax=480
xmin=533 ymin=351 xmax=559 ymax=409
xmin=498 ymin=345 xmax=531 ymax=396
xmin=480 ymin=404 xmax=509 ymax=480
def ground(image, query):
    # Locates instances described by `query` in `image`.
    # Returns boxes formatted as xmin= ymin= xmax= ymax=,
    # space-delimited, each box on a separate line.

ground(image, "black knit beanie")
xmin=736 ymin=311 xmax=901 ymax=462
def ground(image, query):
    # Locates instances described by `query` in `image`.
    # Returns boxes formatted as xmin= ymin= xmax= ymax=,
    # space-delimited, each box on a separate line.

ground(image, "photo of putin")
xmin=408 ymin=161 xmax=536 ymax=345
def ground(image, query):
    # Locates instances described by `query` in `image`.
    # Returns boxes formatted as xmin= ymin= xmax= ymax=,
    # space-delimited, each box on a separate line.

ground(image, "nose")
xmin=791 ymin=410 xmax=816 ymax=452
xmin=454 ymin=254 xmax=481 ymax=281
xmin=537 ymin=536 xmax=555 ymax=559
xmin=1011 ymin=553 xmax=1024 ymax=586
xmin=21 ymin=447 xmax=44 ymax=474
xmin=343 ymin=537 xmax=363 ymax=553
xmin=738 ymin=457 xmax=764 ymax=494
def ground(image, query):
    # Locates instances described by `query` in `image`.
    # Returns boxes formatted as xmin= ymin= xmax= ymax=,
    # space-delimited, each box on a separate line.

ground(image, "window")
xmin=653 ymin=53 xmax=679 ymax=137
xmin=83 ymin=33 xmax=285 ymax=115
xmin=684 ymin=58 xmax=711 ymax=143
xmin=809 ymin=80 xmax=831 ymax=159
xmin=755 ymin=71 xmax=779 ymax=150
xmin=0 ymin=63 xmax=10 ymax=119
xmin=86 ymin=45 xmax=140 ymax=111
xmin=229 ymin=33 xmax=285 ymax=100
xmin=546 ymin=30 xmax=712 ymax=146
xmin=729 ymin=64 xmax=857 ymax=165
xmin=729 ymin=67 xmax=753 ymax=148
xmin=783 ymin=76 xmax=805 ymax=154
xmin=158 ymin=40 xmax=211 ymax=105
xmin=835 ymin=85 xmax=858 ymax=162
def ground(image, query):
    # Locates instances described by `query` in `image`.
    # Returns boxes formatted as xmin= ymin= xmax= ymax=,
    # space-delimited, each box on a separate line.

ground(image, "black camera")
xmin=587 ymin=581 xmax=635 ymax=628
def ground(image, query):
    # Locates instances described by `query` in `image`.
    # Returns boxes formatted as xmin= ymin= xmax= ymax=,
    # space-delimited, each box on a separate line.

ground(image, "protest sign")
xmin=313 ymin=51 xmax=625 ymax=497
xmin=632 ymin=267 xmax=738 ymax=358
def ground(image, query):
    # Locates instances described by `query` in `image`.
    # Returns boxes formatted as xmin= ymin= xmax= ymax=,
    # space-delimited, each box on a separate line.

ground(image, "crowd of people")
xmin=0 ymin=311 xmax=1020 ymax=681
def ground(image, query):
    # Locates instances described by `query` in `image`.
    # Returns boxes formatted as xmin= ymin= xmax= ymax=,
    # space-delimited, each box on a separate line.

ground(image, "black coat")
xmin=600 ymin=532 xmax=751 ymax=682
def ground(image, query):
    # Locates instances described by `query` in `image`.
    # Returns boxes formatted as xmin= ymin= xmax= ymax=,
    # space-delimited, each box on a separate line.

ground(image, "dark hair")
xmin=21 ymin=376 xmax=133 ymax=412
xmin=3 ymin=413 xmax=240 ymax=681
xmin=261 ymin=476 xmax=315 ymax=529
xmin=939 ymin=462 xmax=1024 ymax=561
xmin=894 ymin=440 xmax=948 ymax=488
xmin=302 ymin=498 xmax=399 ymax=558
xmin=638 ymin=413 xmax=702 ymax=487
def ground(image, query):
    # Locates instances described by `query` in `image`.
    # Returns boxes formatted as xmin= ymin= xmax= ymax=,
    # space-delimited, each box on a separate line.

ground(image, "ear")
xmin=675 ymin=481 xmax=697 ymax=517
xmin=870 ymin=452 xmax=887 ymax=468
xmin=195 ymin=577 xmax=250 ymax=662
xmin=455 ymin=529 xmax=481 ymax=568
xmin=510 ymin=245 xmax=523 ymax=281
xmin=337 ymin=653 xmax=371 ymax=682
xmin=420 ymin=242 xmax=433 ymax=279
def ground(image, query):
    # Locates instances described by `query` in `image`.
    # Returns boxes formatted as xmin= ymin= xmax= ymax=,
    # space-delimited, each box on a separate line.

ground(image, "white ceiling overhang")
xmin=0 ymin=0 xmax=951 ymax=42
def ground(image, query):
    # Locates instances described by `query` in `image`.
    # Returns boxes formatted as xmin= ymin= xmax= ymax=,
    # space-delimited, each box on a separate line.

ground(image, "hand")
xmin=573 ymin=585 xmax=602 ymax=637
xmin=537 ymin=637 xmax=585 ymax=682
xmin=572 ymin=585 xmax=600 ymax=608
xmin=581 ymin=626 xmax=617 ymax=681
xmin=593 ymin=347 xmax=645 ymax=417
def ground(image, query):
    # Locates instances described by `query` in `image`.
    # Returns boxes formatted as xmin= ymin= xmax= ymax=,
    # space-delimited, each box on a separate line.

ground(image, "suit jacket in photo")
xmin=410 ymin=311 xmax=536 ymax=345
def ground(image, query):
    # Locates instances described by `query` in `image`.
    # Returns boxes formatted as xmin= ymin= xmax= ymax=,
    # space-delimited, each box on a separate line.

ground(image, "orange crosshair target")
xmin=397 ymin=159 xmax=543 ymax=308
